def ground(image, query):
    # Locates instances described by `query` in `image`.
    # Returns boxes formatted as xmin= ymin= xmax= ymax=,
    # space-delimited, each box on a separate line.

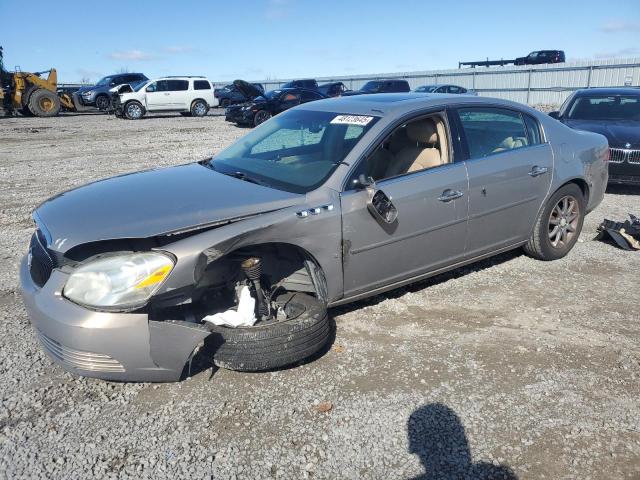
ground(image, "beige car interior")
xmin=368 ymin=115 xmax=450 ymax=181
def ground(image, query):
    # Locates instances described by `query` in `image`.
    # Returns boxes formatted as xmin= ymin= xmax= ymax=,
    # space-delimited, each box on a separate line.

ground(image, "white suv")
xmin=114 ymin=77 xmax=215 ymax=119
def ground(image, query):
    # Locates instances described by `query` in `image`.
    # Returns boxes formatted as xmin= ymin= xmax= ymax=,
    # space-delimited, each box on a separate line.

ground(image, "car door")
xmin=340 ymin=112 xmax=469 ymax=298
xmin=166 ymin=79 xmax=190 ymax=109
xmin=454 ymin=106 xmax=552 ymax=257
xmin=145 ymin=80 xmax=170 ymax=110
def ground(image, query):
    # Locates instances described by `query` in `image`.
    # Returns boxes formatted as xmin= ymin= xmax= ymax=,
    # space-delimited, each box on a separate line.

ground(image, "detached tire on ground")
xmin=28 ymin=89 xmax=61 ymax=117
xmin=209 ymin=292 xmax=330 ymax=372
xmin=524 ymin=183 xmax=585 ymax=261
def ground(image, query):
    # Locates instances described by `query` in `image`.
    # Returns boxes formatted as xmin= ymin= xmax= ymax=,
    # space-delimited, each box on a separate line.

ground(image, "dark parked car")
xmin=225 ymin=81 xmax=326 ymax=126
xmin=214 ymin=82 xmax=264 ymax=108
xmin=414 ymin=84 xmax=477 ymax=95
xmin=342 ymin=79 xmax=410 ymax=96
xmin=20 ymin=94 xmax=608 ymax=381
xmin=318 ymin=82 xmax=349 ymax=97
xmin=75 ymin=73 xmax=148 ymax=110
xmin=550 ymin=87 xmax=640 ymax=186
xmin=281 ymin=79 xmax=318 ymax=90
xmin=515 ymin=50 xmax=565 ymax=66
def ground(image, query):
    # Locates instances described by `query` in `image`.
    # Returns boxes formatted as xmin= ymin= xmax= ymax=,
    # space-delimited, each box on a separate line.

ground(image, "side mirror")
xmin=367 ymin=188 xmax=398 ymax=224
xmin=548 ymin=111 xmax=560 ymax=119
xmin=146 ymin=86 xmax=154 ymax=92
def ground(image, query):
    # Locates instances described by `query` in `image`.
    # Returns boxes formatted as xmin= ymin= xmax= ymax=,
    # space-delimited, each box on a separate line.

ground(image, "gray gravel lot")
xmin=0 ymin=111 xmax=639 ymax=479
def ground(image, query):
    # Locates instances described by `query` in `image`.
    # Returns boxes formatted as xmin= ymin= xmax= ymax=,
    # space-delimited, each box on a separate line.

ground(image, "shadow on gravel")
xmin=332 ymin=250 xmax=522 ymax=317
xmin=407 ymin=403 xmax=518 ymax=480
xmin=606 ymin=184 xmax=640 ymax=196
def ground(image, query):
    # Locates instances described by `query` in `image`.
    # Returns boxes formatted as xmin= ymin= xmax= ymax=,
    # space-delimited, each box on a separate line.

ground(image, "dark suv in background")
xmin=515 ymin=50 xmax=565 ymax=66
xmin=550 ymin=87 xmax=640 ymax=186
xmin=342 ymin=79 xmax=410 ymax=96
xmin=75 ymin=73 xmax=148 ymax=110
xmin=281 ymin=79 xmax=318 ymax=90
xmin=214 ymin=82 xmax=264 ymax=108
xmin=318 ymin=82 xmax=349 ymax=97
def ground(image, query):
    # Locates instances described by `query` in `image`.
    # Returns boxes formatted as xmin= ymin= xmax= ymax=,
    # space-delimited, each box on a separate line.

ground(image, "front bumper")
xmin=225 ymin=106 xmax=253 ymax=124
xmin=19 ymin=257 xmax=210 ymax=382
xmin=608 ymin=159 xmax=640 ymax=186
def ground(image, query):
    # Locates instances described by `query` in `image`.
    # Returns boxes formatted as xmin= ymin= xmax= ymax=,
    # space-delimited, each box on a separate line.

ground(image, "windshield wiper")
xmin=224 ymin=171 xmax=270 ymax=187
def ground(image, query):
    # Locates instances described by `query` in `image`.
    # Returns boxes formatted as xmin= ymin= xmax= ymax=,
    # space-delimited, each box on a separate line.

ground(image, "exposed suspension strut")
xmin=241 ymin=257 xmax=270 ymax=320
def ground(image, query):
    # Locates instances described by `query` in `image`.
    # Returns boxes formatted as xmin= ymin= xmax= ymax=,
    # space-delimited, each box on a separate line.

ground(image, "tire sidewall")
xmin=254 ymin=110 xmax=271 ymax=127
xmin=28 ymin=89 xmax=61 ymax=117
xmin=536 ymin=184 xmax=585 ymax=260
xmin=95 ymin=95 xmax=110 ymax=110
xmin=191 ymin=100 xmax=208 ymax=117
xmin=124 ymin=101 xmax=144 ymax=120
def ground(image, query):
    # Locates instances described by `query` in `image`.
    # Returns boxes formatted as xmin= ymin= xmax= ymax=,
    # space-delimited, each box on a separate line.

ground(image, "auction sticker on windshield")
xmin=330 ymin=115 xmax=374 ymax=126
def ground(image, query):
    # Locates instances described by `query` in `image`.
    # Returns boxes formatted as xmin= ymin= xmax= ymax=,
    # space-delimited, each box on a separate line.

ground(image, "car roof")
xmin=573 ymin=87 xmax=640 ymax=96
xmin=298 ymin=93 xmax=536 ymax=117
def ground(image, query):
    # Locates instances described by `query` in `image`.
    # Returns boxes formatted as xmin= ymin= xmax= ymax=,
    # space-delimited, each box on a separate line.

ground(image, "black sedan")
xmin=225 ymin=81 xmax=326 ymax=127
xmin=550 ymin=88 xmax=640 ymax=186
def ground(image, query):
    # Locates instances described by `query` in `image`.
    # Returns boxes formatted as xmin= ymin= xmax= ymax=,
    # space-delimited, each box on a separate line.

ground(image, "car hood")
xmin=563 ymin=119 xmax=640 ymax=148
xmin=35 ymin=163 xmax=302 ymax=253
xmin=233 ymin=79 xmax=263 ymax=99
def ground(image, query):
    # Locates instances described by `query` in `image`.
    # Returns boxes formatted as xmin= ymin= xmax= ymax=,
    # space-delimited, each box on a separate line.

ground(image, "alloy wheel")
xmin=548 ymin=195 xmax=580 ymax=248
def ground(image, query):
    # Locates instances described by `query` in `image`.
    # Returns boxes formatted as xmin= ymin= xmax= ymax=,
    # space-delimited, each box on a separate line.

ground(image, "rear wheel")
xmin=123 ymin=101 xmax=144 ymax=120
xmin=253 ymin=110 xmax=271 ymax=127
xmin=208 ymin=292 xmax=330 ymax=372
xmin=524 ymin=184 xmax=585 ymax=261
xmin=28 ymin=89 xmax=61 ymax=117
xmin=95 ymin=94 xmax=110 ymax=111
xmin=191 ymin=99 xmax=208 ymax=117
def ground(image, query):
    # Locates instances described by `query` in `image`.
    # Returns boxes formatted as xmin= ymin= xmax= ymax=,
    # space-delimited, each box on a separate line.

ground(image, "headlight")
xmin=82 ymin=90 xmax=94 ymax=96
xmin=63 ymin=252 xmax=174 ymax=309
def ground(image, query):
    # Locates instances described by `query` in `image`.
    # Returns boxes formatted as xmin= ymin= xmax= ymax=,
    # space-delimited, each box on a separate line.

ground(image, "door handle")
xmin=528 ymin=166 xmax=548 ymax=177
xmin=438 ymin=189 xmax=464 ymax=202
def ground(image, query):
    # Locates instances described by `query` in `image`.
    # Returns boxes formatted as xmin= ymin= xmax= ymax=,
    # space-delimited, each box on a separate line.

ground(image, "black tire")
xmin=253 ymin=110 xmax=271 ymax=127
xmin=220 ymin=98 xmax=230 ymax=108
xmin=191 ymin=99 xmax=208 ymax=117
xmin=28 ymin=89 xmax=61 ymax=117
xmin=523 ymin=183 xmax=585 ymax=261
xmin=123 ymin=101 xmax=144 ymax=120
xmin=95 ymin=94 xmax=110 ymax=111
xmin=209 ymin=292 xmax=330 ymax=372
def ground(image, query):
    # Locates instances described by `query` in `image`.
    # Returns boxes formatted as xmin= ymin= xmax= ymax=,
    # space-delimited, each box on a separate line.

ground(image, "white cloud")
xmin=600 ymin=21 xmax=640 ymax=33
xmin=108 ymin=50 xmax=154 ymax=61
xmin=164 ymin=46 xmax=194 ymax=54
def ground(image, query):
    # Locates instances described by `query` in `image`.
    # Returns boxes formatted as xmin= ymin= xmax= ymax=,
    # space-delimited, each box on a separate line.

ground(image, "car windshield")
xmin=360 ymin=81 xmax=383 ymax=93
xmin=134 ymin=81 xmax=150 ymax=92
xmin=209 ymin=109 xmax=379 ymax=193
xmin=95 ymin=76 xmax=115 ymax=87
xmin=567 ymin=95 xmax=640 ymax=120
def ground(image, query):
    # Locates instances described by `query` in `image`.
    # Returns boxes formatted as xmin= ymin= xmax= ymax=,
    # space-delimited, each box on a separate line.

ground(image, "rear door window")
xmin=167 ymin=80 xmax=189 ymax=91
xmin=457 ymin=107 xmax=530 ymax=159
xmin=524 ymin=115 xmax=543 ymax=145
xmin=194 ymin=80 xmax=211 ymax=90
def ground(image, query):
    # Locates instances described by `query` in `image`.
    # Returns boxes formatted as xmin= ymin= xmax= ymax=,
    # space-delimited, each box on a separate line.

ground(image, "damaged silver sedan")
xmin=20 ymin=94 xmax=609 ymax=382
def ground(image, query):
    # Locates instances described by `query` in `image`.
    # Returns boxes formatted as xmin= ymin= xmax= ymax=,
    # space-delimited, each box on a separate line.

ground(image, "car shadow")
xmin=332 ymin=249 xmax=522 ymax=316
xmin=606 ymin=184 xmax=640 ymax=196
xmin=407 ymin=403 xmax=518 ymax=480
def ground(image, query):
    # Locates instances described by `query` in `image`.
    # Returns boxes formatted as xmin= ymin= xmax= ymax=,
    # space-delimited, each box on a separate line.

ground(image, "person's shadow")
xmin=407 ymin=403 xmax=518 ymax=480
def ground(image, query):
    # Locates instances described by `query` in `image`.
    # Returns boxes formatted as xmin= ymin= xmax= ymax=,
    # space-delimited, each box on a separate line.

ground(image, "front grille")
xmin=29 ymin=231 xmax=57 ymax=287
xmin=37 ymin=331 xmax=125 ymax=373
xmin=609 ymin=148 xmax=640 ymax=165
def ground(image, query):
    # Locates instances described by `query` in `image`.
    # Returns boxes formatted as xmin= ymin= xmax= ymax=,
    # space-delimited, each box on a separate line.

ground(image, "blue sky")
xmin=1 ymin=0 xmax=638 ymax=83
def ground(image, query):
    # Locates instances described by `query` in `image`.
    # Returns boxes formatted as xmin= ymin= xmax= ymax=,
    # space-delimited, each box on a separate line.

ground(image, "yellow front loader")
xmin=1 ymin=46 xmax=87 ymax=117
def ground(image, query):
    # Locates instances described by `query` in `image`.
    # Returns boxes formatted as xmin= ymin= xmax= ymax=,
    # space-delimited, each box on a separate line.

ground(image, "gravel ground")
xmin=0 ymin=111 xmax=639 ymax=480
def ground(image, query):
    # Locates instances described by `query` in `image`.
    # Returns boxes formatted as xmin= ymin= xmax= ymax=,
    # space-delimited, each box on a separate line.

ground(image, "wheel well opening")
xmin=564 ymin=179 xmax=590 ymax=204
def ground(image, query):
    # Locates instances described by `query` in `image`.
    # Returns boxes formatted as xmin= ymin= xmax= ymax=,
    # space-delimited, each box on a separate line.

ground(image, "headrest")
xmin=407 ymin=119 xmax=438 ymax=144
